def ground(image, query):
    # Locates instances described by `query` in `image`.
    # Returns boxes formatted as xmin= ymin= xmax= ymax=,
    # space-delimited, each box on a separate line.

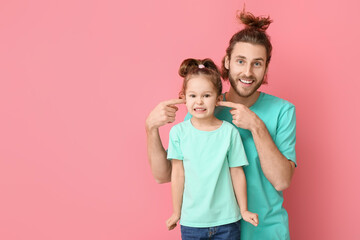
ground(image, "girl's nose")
xmin=196 ymin=97 xmax=203 ymax=104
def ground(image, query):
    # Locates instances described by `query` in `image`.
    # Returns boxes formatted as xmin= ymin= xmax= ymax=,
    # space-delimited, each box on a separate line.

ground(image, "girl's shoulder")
xmin=170 ymin=119 xmax=191 ymax=132
xmin=221 ymin=120 xmax=238 ymax=131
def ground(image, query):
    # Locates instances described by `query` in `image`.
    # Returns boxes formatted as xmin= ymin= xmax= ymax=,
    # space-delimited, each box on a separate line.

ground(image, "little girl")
xmin=166 ymin=58 xmax=258 ymax=239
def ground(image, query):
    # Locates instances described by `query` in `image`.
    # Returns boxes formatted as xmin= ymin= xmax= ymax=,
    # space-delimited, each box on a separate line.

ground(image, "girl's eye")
xmin=204 ymin=94 xmax=211 ymax=98
xmin=189 ymin=94 xmax=196 ymax=98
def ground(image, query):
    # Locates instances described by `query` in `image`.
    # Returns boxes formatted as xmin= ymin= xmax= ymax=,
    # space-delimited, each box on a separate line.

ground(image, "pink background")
xmin=1 ymin=0 xmax=359 ymax=239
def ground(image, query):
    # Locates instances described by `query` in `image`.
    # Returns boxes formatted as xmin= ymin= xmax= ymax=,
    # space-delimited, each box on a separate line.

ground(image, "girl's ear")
xmin=217 ymin=95 xmax=222 ymax=103
xmin=179 ymin=92 xmax=185 ymax=100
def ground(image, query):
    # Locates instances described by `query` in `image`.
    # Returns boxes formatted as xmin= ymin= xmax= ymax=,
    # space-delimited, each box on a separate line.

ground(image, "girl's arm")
xmin=166 ymin=159 xmax=185 ymax=230
xmin=230 ymin=167 xmax=259 ymax=227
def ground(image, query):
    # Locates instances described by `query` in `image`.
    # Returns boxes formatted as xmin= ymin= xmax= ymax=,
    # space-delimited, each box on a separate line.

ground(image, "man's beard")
xmin=228 ymin=70 xmax=264 ymax=98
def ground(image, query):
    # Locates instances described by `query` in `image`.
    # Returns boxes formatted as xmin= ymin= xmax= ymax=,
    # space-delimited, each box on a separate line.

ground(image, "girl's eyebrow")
xmin=187 ymin=91 xmax=213 ymax=94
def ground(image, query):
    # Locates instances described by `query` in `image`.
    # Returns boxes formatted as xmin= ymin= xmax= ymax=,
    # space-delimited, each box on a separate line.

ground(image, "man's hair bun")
xmin=237 ymin=9 xmax=272 ymax=32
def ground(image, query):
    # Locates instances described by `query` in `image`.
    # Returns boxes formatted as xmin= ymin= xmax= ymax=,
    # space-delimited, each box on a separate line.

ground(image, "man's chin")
xmin=234 ymin=83 xmax=263 ymax=98
xmin=236 ymin=90 xmax=256 ymax=98
xmin=231 ymin=84 xmax=256 ymax=98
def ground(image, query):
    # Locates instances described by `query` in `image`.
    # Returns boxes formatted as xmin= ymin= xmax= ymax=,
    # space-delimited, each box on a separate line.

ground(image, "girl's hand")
xmin=166 ymin=213 xmax=180 ymax=230
xmin=241 ymin=210 xmax=259 ymax=227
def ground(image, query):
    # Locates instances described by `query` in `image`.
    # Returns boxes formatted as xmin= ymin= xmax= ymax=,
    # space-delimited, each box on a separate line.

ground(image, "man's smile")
xmin=239 ymin=78 xmax=255 ymax=85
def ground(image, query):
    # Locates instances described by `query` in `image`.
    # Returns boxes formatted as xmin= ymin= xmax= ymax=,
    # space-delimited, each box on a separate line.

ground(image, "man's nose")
xmin=244 ymin=64 xmax=253 ymax=77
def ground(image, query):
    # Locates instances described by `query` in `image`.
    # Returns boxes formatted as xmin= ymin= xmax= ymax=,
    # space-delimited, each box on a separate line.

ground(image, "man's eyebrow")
xmin=234 ymin=55 xmax=265 ymax=61
xmin=234 ymin=55 xmax=246 ymax=59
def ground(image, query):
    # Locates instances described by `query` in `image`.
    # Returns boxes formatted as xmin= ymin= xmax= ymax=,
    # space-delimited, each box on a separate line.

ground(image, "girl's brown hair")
xmin=179 ymin=58 xmax=222 ymax=97
xmin=221 ymin=9 xmax=273 ymax=81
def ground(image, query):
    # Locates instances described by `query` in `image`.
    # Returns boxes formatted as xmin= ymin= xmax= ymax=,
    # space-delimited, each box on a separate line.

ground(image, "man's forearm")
xmin=146 ymin=127 xmax=171 ymax=183
xmin=251 ymin=119 xmax=295 ymax=191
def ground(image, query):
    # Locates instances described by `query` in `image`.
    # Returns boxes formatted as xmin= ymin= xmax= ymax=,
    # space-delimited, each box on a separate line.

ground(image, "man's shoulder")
xmin=261 ymin=92 xmax=295 ymax=111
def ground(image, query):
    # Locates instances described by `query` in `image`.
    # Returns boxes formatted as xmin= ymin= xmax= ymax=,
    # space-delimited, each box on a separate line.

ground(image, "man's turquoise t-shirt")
xmin=185 ymin=92 xmax=297 ymax=239
xmin=167 ymin=120 xmax=249 ymax=228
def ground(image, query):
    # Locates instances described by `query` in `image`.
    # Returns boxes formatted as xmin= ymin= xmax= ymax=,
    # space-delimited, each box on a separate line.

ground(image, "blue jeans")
xmin=180 ymin=221 xmax=241 ymax=240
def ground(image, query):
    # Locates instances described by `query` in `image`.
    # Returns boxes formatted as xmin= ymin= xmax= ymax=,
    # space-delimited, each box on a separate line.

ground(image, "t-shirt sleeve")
xmin=167 ymin=126 xmax=184 ymax=161
xmin=275 ymin=105 xmax=297 ymax=166
xmin=227 ymin=127 xmax=249 ymax=168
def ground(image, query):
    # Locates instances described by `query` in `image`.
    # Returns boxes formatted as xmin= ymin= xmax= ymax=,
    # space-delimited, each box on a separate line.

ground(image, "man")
xmin=146 ymin=10 xmax=296 ymax=240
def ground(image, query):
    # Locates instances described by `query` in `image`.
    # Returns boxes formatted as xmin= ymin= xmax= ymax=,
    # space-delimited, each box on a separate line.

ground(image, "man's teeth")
xmin=240 ymin=79 xmax=253 ymax=84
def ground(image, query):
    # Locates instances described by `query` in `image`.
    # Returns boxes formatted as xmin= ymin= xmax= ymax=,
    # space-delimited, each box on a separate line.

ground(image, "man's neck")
xmin=226 ymin=88 xmax=261 ymax=108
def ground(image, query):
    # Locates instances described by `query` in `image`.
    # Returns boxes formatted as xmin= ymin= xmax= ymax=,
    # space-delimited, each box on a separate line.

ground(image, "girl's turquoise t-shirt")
xmin=185 ymin=92 xmax=297 ymax=239
xmin=167 ymin=120 xmax=249 ymax=228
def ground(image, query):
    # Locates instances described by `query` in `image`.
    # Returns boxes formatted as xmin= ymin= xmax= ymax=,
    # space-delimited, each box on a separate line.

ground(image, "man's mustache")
xmin=239 ymin=75 xmax=256 ymax=81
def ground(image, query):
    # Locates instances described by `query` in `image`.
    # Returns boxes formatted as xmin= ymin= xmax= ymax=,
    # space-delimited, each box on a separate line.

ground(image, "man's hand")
xmin=166 ymin=213 xmax=180 ymax=230
xmin=217 ymin=101 xmax=260 ymax=131
xmin=146 ymin=99 xmax=185 ymax=131
xmin=241 ymin=210 xmax=259 ymax=227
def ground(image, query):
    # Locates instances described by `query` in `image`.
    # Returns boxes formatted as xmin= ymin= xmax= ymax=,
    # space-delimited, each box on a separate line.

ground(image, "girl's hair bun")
xmin=179 ymin=58 xmax=221 ymax=77
xmin=178 ymin=59 xmax=199 ymax=77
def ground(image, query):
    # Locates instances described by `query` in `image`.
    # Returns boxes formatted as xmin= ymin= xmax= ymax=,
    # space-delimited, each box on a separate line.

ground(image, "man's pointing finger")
xmin=217 ymin=101 xmax=238 ymax=109
xmin=163 ymin=98 xmax=186 ymax=106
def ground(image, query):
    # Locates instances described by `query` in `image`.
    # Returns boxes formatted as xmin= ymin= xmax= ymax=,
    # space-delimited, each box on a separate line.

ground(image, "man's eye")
xmin=254 ymin=62 xmax=261 ymax=67
xmin=237 ymin=60 xmax=244 ymax=64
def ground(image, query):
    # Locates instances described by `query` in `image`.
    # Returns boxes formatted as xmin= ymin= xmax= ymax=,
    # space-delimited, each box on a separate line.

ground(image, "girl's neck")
xmin=190 ymin=116 xmax=222 ymax=131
